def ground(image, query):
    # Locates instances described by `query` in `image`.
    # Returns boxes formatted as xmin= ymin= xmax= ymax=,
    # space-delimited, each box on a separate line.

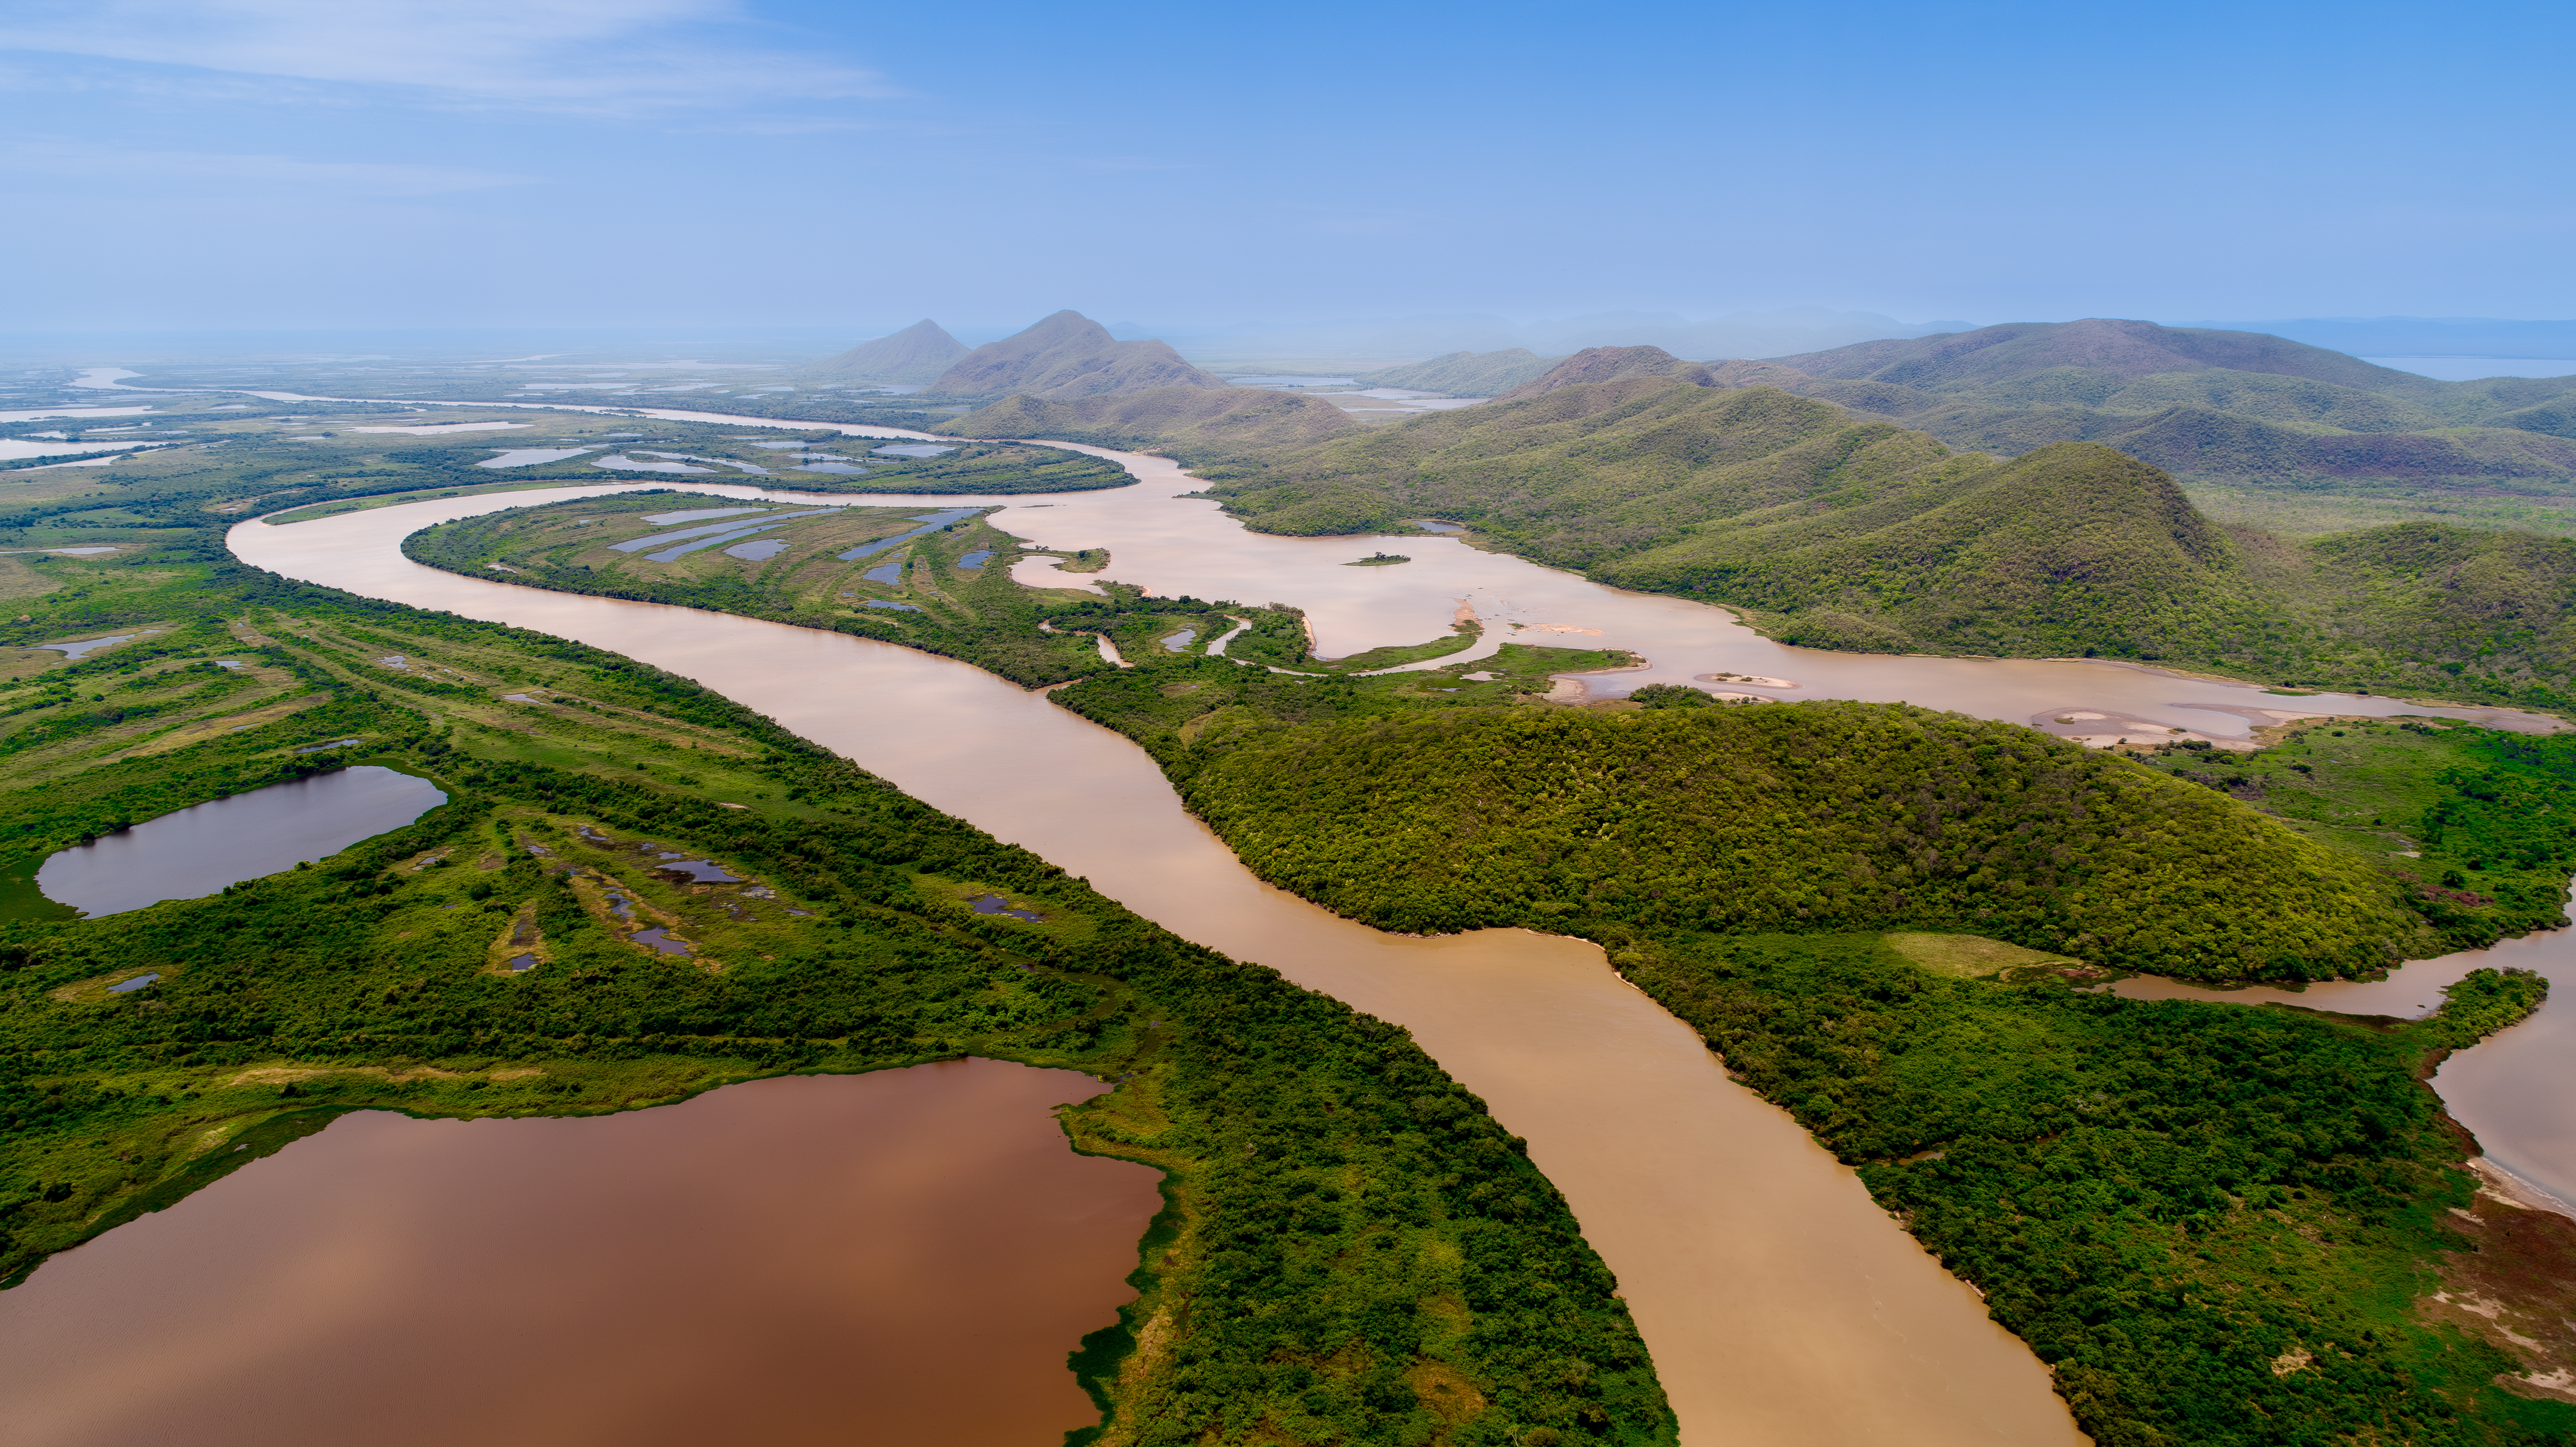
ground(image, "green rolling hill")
xmin=1701 ymin=320 xmax=2576 ymax=532
xmin=1201 ymin=366 xmax=2576 ymax=708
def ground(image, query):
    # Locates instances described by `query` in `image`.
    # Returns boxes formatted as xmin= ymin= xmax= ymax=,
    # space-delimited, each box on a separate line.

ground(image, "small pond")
xmin=36 ymin=766 xmax=448 ymax=917
xmin=862 ymin=560 xmax=906 ymax=584
xmin=836 ymin=509 xmax=981 ymax=562
xmin=34 ymin=632 xmax=151 ymax=659
xmin=1160 ymin=628 xmax=1197 ymax=652
xmin=476 ymin=448 xmax=597 ymax=469
xmin=643 ymin=507 xmax=768 ymax=526
xmin=957 ymin=550 xmax=993 ymax=569
xmin=590 ymin=454 xmax=711 ymax=474
xmin=871 ymin=444 xmax=958 ymax=458
xmin=724 ymin=539 xmax=791 ymax=561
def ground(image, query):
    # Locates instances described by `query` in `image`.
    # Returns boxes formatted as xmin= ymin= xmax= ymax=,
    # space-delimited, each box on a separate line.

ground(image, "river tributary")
xmin=202 ymin=397 xmax=2576 ymax=1444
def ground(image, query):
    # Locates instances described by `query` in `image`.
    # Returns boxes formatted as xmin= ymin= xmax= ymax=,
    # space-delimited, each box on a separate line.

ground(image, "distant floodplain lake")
xmin=0 ymin=1061 xmax=1160 ymax=1447
xmin=36 ymin=765 xmax=447 ymax=917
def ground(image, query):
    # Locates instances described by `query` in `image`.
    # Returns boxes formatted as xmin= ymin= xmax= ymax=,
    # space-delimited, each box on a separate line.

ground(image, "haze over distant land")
xmin=804 ymin=320 xmax=968 ymax=385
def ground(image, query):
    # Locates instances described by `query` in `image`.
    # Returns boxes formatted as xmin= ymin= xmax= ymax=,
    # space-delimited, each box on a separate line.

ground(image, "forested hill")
xmin=1180 ymin=701 xmax=2432 ymax=979
xmin=1145 ymin=693 xmax=2576 ymax=1447
xmin=1704 ymin=318 xmax=2576 ymax=502
xmin=1199 ymin=376 xmax=2576 ymax=711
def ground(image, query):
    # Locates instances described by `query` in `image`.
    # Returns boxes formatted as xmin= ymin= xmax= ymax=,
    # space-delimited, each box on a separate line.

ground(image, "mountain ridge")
xmin=804 ymin=319 xmax=970 ymax=385
xmin=1197 ymin=374 xmax=2576 ymax=707
xmin=927 ymin=310 xmax=1229 ymax=399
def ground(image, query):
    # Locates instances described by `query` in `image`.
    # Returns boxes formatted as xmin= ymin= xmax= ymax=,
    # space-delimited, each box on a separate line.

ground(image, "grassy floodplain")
xmin=415 ymin=492 xmax=2576 ymax=1445
xmin=0 ymin=521 xmax=1675 ymax=1441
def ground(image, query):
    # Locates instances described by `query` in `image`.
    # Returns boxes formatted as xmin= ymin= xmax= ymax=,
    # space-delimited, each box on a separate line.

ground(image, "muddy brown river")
xmin=97 ymin=399 xmax=2557 ymax=1444
xmin=0 ymin=1061 xmax=1160 ymax=1447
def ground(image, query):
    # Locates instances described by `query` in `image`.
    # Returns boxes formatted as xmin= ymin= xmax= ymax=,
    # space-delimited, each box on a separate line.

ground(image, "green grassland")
xmin=0 ymin=546 xmax=1675 ymax=1447
xmin=0 ymin=402 xmax=1127 ymax=556
xmin=1197 ymin=378 xmax=2576 ymax=714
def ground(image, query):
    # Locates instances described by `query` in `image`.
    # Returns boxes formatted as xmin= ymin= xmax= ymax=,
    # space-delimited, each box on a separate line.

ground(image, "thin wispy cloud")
xmin=0 ymin=0 xmax=900 ymax=115
xmin=4 ymin=139 xmax=535 ymax=195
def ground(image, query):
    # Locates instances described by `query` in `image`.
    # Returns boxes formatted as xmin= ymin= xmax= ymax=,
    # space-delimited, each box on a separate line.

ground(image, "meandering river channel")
xmin=178 ymin=399 xmax=2576 ymax=1442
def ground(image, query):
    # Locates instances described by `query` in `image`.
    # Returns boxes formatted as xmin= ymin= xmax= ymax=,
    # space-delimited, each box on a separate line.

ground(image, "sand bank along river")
xmin=211 ymin=399 xmax=2575 ymax=1444
xmin=0 ymin=1061 xmax=1162 ymax=1447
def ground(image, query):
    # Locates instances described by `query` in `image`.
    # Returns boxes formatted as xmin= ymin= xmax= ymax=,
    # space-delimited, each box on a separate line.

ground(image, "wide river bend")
xmin=205 ymin=401 xmax=2576 ymax=1443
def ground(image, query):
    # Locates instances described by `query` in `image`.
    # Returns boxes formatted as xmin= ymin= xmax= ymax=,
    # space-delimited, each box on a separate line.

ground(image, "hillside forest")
xmin=391 ymin=488 xmax=2576 ymax=1447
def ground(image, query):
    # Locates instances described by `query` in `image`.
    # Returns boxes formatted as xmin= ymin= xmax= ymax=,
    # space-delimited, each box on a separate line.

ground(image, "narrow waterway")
xmin=0 ymin=1061 xmax=1160 ymax=1447
xmin=215 ymin=397 xmax=2575 ymax=1442
xmin=232 ymin=488 xmax=2084 ymax=1446
xmin=2114 ymin=929 xmax=2576 ymax=1211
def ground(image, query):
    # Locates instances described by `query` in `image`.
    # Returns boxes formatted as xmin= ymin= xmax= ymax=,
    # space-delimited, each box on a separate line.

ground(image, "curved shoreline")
xmin=215 ymin=390 xmax=2572 ymax=1440
xmin=232 ymin=480 xmax=2086 ymax=1447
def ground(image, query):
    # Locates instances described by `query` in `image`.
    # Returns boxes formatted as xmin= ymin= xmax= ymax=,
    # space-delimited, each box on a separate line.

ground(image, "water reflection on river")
xmin=0 ymin=1061 xmax=1157 ymax=1447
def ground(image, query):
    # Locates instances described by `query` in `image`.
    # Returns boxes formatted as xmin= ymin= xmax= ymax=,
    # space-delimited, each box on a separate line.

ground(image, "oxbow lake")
xmin=37 ymin=766 xmax=447 ymax=918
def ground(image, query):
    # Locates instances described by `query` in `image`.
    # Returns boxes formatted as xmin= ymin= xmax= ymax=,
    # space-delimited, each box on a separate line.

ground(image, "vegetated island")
xmin=0 ymin=539 xmax=1674 ymax=1447
xmin=399 ymin=486 xmax=2576 ymax=1447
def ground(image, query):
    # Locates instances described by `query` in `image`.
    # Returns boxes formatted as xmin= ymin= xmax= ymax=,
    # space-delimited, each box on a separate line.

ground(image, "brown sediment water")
xmin=231 ymin=484 xmax=2085 ymax=1446
xmin=2112 ymin=928 xmax=2576 ymax=1213
xmin=207 ymin=399 xmax=2576 ymax=1437
xmin=0 ymin=1061 xmax=1158 ymax=1447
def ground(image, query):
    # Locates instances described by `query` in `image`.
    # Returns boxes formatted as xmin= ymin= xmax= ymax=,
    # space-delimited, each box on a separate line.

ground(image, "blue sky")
xmin=4 ymin=0 xmax=2571 ymax=334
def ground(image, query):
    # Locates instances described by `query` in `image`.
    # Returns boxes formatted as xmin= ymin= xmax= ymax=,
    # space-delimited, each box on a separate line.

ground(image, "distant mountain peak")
xmin=926 ymin=309 xmax=1229 ymax=399
xmin=805 ymin=320 xmax=969 ymax=385
xmin=1496 ymin=345 xmax=1717 ymax=401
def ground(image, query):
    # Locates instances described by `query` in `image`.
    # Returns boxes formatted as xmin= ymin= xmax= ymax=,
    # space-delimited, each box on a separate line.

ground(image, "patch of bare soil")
xmin=2421 ymin=1160 xmax=2576 ymax=1403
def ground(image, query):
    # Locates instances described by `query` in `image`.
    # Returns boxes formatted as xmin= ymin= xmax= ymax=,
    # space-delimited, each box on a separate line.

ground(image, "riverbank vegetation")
xmin=1191 ymin=374 xmax=2576 ymax=715
xmin=1136 ymin=699 xmax=2575 ymax=1444
xmin=393 ymin=460 xmax=2576 ymax=1442
xmin=0 ymin=546 xmax=1676 ymax=1447
xmin=0 ymin=403 xmax=1125 ymax=561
